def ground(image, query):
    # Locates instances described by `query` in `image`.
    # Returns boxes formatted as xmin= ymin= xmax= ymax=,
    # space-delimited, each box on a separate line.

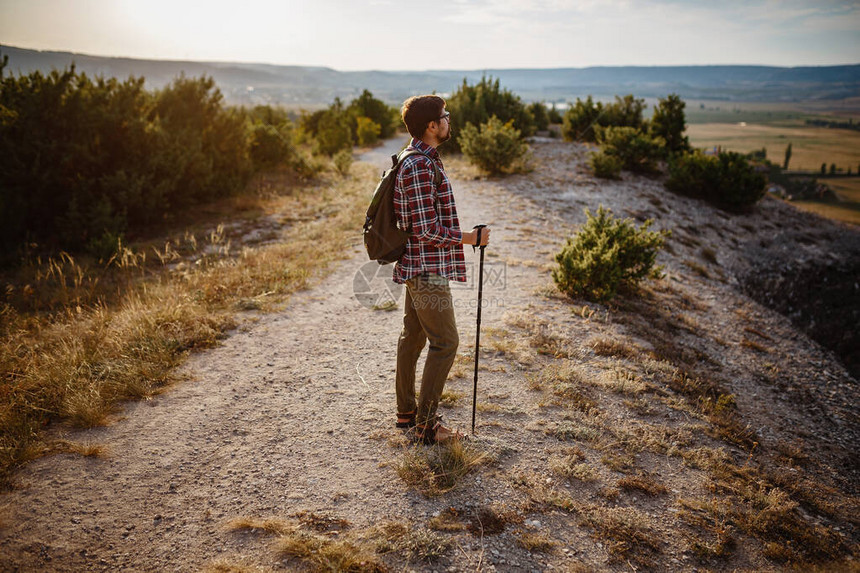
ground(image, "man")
xmin=392 ymin=95 xmax=491 ymax=444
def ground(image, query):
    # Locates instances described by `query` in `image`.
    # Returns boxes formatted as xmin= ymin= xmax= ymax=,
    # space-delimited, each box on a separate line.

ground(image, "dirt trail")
xmin=0 ymin=139 xmax=552 ymax=572
xmin=1 ymin=139 xmax=857 ymax=572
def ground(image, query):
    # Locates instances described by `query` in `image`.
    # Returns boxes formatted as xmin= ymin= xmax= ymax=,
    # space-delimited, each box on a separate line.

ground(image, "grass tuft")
xmin=276 ymin=529 xmax=386 ymax=572
xmin=395 ymin=439 xmax=492 ymax=497
xmin=590 ymin=337 xmax=638 ymax=359
xmin=428 ymin=507 xmax=468 ymax=532
xmin=227 ymin=516 xmax=294 ymax=536
xmin=617 ymin=473 xmax=668 ymax=496
xmin=515 ymin=530 xmax=558 ymax=553
xmin=575 ymin=504 xmax=661 ymax=567
xmin=51 ymin=439 xmax=108 ymax=458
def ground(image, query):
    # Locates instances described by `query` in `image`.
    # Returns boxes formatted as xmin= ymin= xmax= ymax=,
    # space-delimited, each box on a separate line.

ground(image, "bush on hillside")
xmin=346 ymin=89 xmax=397 ymax=140
xmin=333 ymin=149 xmax=353 ymax=176
xmin=446 ymin=76 xmax=534 ymax=152
xmin=311 ymin=100 xmax=353 ymax=156
xmin=460 ymin=116 xmax=530 ymax=175
xmin=301 ymin=91 xmax=396 ymax=154
xmin=249 ymin=123 xmax=294 ymax=169
xmin=602 ymin=95 xmax=647 ymax=131
xmin=548 ymin=103 xmax=564 ymax=125
xmin=650 ymin=94 xmax=689 ymax=154
xmin=596 ymin=126 xmax=665 ymax=174
xmin=0 ymin=62 xmax=254 ymax=260
xmin=527 ymin=101 xmax=550 ymax=132
xmin=666 ymin=150 xmax=766 ymax=211
xmin=588 ymin=151 xmax=623 ymax=179
xmin=355 ymin=116 xmax=382 ymax=146
xmin=553 ymin=206 xmax=669 ymax=302
xmin=562 ymin=94 xmax=648 ymax=142
xmin=561 ymin=95 xmax=604 ymax=142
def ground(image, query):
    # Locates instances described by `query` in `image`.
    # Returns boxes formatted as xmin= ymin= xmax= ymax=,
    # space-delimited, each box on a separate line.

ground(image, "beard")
xmin=438 ymin=127 xmax=452 ymax=144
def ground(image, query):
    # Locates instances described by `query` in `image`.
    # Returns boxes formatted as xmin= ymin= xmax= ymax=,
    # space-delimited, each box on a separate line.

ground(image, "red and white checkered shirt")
xmin=393 ymin=138 xmax=466 ymax=285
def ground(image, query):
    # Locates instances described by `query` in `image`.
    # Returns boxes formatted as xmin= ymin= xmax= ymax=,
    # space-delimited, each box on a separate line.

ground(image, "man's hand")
xmin=463 ymin=227 xmax=491 ymax=246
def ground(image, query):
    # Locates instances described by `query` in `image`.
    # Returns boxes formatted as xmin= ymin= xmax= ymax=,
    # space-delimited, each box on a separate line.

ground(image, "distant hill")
xmin=2 ymin=45 xmax=858 ymax=106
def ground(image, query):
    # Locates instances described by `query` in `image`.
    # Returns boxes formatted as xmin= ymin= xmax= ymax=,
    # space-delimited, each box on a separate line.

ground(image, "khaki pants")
xmin=395 ymin=273 xmax=459 ymax=427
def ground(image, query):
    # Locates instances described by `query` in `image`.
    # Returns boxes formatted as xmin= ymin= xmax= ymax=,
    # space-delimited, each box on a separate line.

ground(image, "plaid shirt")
xmin=393 ymin=138 xmax=466 ymax=285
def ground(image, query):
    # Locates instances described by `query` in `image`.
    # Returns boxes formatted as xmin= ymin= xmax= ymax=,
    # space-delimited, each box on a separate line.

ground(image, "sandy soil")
xmin=1 ymin=138 xmax=857 ymax=572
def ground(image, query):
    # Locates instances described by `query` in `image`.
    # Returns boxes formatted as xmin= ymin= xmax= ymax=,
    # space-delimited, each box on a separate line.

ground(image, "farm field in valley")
xmin=792 ymin=177 xmax=860 ymax=225
xmin=686 ymin=122 xmax=860 ymax=172
xmin=684 ymin=100 xmax=860 ymax=225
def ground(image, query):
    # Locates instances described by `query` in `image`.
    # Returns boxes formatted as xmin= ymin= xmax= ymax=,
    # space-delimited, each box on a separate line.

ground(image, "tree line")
xmin=1 ymin=55 xmax=772 ymax=267
xmin=0 ymin=54 xmax=405 ymax=265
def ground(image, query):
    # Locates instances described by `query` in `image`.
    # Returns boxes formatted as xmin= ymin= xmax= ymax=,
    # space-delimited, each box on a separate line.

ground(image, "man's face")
xmin=436 ymin=109 xmax=451 ymax=143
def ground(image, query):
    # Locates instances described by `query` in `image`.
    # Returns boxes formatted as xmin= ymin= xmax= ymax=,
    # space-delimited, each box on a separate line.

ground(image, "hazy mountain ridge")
xmin=2 ymin=44 xmax=859 ymax=106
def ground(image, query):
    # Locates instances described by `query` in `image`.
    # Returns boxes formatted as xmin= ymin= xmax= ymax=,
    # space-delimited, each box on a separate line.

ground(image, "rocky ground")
xmin=1 ymin=137 xmax=857 ymax=572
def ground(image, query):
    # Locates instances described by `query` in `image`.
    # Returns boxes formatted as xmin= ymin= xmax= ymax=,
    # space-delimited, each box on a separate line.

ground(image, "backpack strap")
xmin=396 ymin=149 xmax=442 ymax=188
xmin=395 ymin=149 xmax=444 ymax=236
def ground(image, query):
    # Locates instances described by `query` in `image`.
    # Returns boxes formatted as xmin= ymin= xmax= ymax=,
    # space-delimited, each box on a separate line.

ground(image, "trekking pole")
xmin=471 ymin=224 xmax=487 ymax=435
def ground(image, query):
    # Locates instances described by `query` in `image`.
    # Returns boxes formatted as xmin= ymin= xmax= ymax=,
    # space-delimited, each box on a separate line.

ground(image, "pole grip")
xmin=472 ymin=224 xmax=487 ymax=252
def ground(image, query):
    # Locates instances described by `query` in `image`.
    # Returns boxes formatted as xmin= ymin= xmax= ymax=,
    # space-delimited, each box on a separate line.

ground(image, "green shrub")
xmin=650 ymin=94 xmax=689 ymax=154
xmin=602 ymin=95 xmax=646 ymax=131
xmin=527 ymin=101 xmax=550 ymax=132
xmin=562 ymin=95 xmax=647 ymax=143
xmin=290 ymin=150 xmax=327 ymax=180
xmin=561 ymin=95 xmax=604 ymax=142
xmin=0 ymin=62 xmax=254 ymax=260
xmin=346 ymin=89 xmax=397 ymax=139
xmin=589 ymin=151 xmax=623 ymax=179
xmin=597 ymin=126 xmax=665 ymax=174
xmin=460 ymin=116 xmax=529 ymax=175
xmin=447 ymin=76 xmax=534 ymax=152
xmin=666 ymin=150 xmax=766 ymax=211
xmin=333 ymin=149 xmax=353 ymax=176
xmin=249 ymin=123 xmax=294 ymax=169
xmin=553 ymin=206 xmax=668 ymax=302
xmin=311 ymin=102 xmax=352 ymax=156
xmin=355 ymin=116 xmax=381 ymax=146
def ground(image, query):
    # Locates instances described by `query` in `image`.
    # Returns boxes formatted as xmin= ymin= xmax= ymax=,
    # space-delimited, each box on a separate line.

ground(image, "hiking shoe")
xmin=396 ymin=411 xmax=416 ymax=429
xmin=413 ymin=418 xmax=464 ymax=445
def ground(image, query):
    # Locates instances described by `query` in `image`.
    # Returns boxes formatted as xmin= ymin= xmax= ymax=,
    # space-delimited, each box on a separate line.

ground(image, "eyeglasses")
xmin=438 ymin=111 xmax=450 ymax=122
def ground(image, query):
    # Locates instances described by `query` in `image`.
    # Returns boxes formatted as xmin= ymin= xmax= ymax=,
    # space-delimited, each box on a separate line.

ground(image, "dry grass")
xmin=684 ymin=260 xmax=711 ymax=278
xmin=676 ymin=496 xmax=736 ymax=559
xmin=515 ymin=531 xmax=558 ymax=553
xmin=447 ymin=353 xmax=473 ymax=380
xmin=228 ymin=516 xmax=295 ymax=536
xmin=276 ymin=529 xmax=386 ymax=572
xmin=439 ymin=389 xmax=465 ymax=407
xmin=203 ymin=560 xmax=273 ymax=573
xmin=51 ymin=439 xmax=108 ymax=458
xmin=600 ymin=453 xmax=636 ymax=474
xmin=590 ymin=337 xmax=638 ymax=359
xmin=427 ymin=507 xmax=468 ymax=532
xmin=551 ymin=382 xmax=598 ymax=413
xmin=525 ymin=360 xmax=587 ymax=391
xmin=395 ymin=439 xmax=493 ymax=497
xmin=549 ymin=456 xmax=598 ymax=482
xmin=545 ymin=416 xmax=603 ymax=443
xmin=0 ymin=164 xmax=373 ymax=489
xmin=229 ymin=513 xmax=457 ymax=569
xmin=617 ymin=473 xmax=668 ymax=496
xmin=575 ymin=504 xmax=661 ymax=567
xmin=740 ymin=337 xmax=771 ymax=353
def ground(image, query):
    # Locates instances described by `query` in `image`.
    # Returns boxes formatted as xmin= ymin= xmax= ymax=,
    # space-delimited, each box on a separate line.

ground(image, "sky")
xmin=1 ymin=0 xmax=858 ymax=71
